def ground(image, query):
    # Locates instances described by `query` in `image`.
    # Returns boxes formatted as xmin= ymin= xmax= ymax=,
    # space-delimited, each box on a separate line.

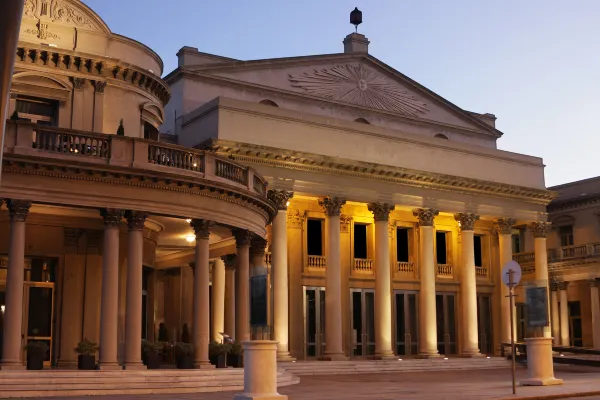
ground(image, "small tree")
xmin=116 ymin=119 xmax=125 ymax=136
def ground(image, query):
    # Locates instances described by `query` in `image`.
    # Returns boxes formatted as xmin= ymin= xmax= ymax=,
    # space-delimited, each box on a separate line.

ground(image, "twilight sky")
xmin=84 ymin=0 xmax=600 ymax=187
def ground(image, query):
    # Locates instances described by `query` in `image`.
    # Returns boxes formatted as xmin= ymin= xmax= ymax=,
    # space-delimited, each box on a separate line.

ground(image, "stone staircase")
xmin=0 ymin=368 xmax=299 ymax=398
xmin=279 ymin=357 xmax=510 ymax=376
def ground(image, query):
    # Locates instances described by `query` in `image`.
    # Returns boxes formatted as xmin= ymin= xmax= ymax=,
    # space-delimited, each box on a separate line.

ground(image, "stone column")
xmin=558 ymin=282 xmax=570 ymax=346
xmin=268 ymin=189 xmax=294 ymax=360
xmin=590 ymin=280 xmax=600 ymax=348
xmin=223 ymin=255 xmax=236 ymax=338
xmin=234 ymin=229 xmax=252 ymax=343
xmin=551 ymin=284 xmax=560 ymax=345
xmin=494 ymin=218 xmax=516 ymax=346
xmin=233 ymin=341 xmax=288 ymax=400
xmin=123 ymin=211 xmax=148 ymax=369
xmin=250 ymin=236 xmax=268 ymax=339
xmin=92 ymin=81 xmax=106 ymax=132
xmin=98 ymin=209 xmax=124 ymax=370
xmin=211 ymin=258 xmax=226 ymax=342
xmin=318 ymin=196 xmax=347 ymax=360
xmin=368 ymin=202 xmax=395 ymax=359
xmin=0 ymin=200 xmax=30 ymax=370
xmin=191 ymin=219 xmax=213 ymax=368
xmin=455 ymin=213 xmax=482 ymax=357
xmin=70 ymin=78 xmax=85 ymax=129
xmin=531 ymin=222 xmax=553 ymax=338
xmin=413 ymin=208 xmax=440 ymax=358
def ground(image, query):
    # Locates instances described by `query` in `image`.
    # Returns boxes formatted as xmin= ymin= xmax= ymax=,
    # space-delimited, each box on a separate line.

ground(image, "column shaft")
xmin=590 ymin=283 xmax=600 ymax=348
xmin=559 ymin=287 xmax=570 ymax=346
xmin=419 ymin=225 xmax=438 ymax=357
xmin=551 ymin=289 xmax=560 ymax=345
xmin=1 ymin=200 xmax=30 ymax=369
xmin=192 ymin=220 xmax=212 ymax=368
xmin=533 ymin=233 xmax=552 ymax=338
xmin=460 ymin=229 xmax=480 ymax=355
xmin=211 ymin=259 xmax=226 ymax=342
xmin=98 ymin=209 xmax=123 ymax=369
xmin=224 ymin=258 xmax=236 ymax=338
xmin=324 ymin=213 xmax=345 ymax=359
xmin=234 ymin=231 xmax=251 ymax=342
xmin=498 ymin=233 xmax=514 ymax=344
xmin=272 ymin=209 xmax=293 ymax=359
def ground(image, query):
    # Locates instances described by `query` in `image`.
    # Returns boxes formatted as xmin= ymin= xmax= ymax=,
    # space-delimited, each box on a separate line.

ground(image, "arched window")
xmin=354 ymin=118 xmax=370 ymax=124
xmin=259 ymin=99 xmax=279 ymax=107
xmin=434 ymin=134 xmax=449 ymax=140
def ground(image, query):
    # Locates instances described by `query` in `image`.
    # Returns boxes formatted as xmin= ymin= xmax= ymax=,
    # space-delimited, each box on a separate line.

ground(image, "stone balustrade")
xmin=475 ymin=266 xmax=488 ymax=278
xmin=512 ymin=242 xmax=600 ymax=273
xmin=307 ymin=255 xmax=326 ymax=269
xmin=4 ymin=121 xmax=268 ymax=197
xmin=437 ymin=263 xmax=453 ymax=278
xmin=353 ymin=258 xmax=373 ymax=273
xmin=397 ymin=261 xmax=414 ymax=273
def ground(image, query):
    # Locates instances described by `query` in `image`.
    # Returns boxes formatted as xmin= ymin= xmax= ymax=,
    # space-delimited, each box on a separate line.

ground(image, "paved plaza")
xmin=14 ymin=366 xmax=600 ymax=400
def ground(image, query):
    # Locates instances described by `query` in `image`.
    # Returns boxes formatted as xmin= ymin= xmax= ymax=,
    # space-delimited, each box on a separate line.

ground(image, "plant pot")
xmin=77 ymin=354 xmax=96 ymax=370
xmin=216 ymin=354 xmax=227 ymax=368
xmin=144 ymin=352 xmax=161 ymax=370
xmin=227 ymin=354 xmax=243 ymax=368
xmin=26 ymin=353 xmax=44 ymax=370
xmin=176 ymin=354 xmax=194 ymax=369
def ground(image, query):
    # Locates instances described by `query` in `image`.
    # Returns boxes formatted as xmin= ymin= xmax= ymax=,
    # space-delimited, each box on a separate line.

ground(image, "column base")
xmin=521 ymin=377 xmax=564 ymax=386
xmin=122 ymin=362 xmax=146 ymax=370
xmin=234 ymin=394 xmax=288 ymax=400
xmin=416 ymin=350 xmax=441 ymax=359
xmin=0 ymin=362 xmax=25 ymax=371
xmin=194 ymin=361 xmax=215 ymax=369
xmin=276 ymin=351 xmax=296 ymax=362
xmin=97 ymin=362 xmax=122 ymax=370
xmin=318 ymin=353 xmax=349 ymax=361
xmin=520 ymin=337 xmax=563 ymax=387
xmin=373 ymin=352 xmax=397 ymax=360
xmin=460 ymin=350 xmax=485 ymax=358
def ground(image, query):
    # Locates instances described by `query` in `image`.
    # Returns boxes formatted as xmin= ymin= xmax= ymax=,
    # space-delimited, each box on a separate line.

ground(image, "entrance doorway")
xmin=303 ymin=286 xmax=325 ymax=359
xmin=394 ymin=290 xmax=418 ymax=356
xmin=350 ymin=288 xmax=375 ymax=358
xmin=477 ymin=293 xmax=493 ymax=355
xmin=22 ymin=282 xmax=55 ymax=367
xmin=436 ymin=292 xmax=457 ymax=355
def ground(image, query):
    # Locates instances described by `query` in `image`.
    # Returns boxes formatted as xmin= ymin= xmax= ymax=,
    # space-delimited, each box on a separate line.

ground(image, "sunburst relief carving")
xmin=288 ymin=64 xmax=429 ymax=117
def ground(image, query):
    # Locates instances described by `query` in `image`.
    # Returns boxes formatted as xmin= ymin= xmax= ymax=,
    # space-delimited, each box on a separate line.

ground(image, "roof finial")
xmin=350 ymin=7 xmax=362 ymax=33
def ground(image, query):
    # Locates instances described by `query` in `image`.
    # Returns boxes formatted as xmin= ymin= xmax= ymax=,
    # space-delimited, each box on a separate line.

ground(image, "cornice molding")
xmin=205 ymin=140 xmax=555 ymax=205
xmin=548 ymin=193 xmax=600 ymax=212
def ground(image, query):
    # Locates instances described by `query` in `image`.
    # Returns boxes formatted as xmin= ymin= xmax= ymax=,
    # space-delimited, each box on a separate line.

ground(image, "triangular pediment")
xmin=183 ymin=54 xmax=500 ymax=135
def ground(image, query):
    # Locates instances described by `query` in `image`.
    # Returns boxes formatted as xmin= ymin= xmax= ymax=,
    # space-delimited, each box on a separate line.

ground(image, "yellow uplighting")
xmin=286 ymin=201 xmax=290 ymax=207
xmin=185 ymin=218 xmax=192 ymax=223
xmin=185 ymin=234 xmax=195 ymax=242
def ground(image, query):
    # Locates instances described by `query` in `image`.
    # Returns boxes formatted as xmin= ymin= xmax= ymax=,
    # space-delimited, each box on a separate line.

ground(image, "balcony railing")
xmin=397 ymin=261 xmax=414 ymax=273
xmin=437 ymin=264 xmax=453 ymax=277
xmin=307 ymin=255 xmax=326 ymax=269
xmin=561 ymin=244 xmax=588 ymax=259
xmin=513 ymin=252 xmax=535 ymax=264
xmin=475 ymin=266 xmax=488 ymax=278
xmin=4 ymin=121 xmax=269 ymax=196
xmin=353 ymin=258 xmax=374 ymax=273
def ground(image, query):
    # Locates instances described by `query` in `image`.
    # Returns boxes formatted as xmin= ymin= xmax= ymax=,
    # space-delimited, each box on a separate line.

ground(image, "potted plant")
xmin=24 ymin=341 xmax=48 ymax=370
xmin=181 ymin=323 xmax=191 ymax=344
xmin=74 ymin=338 xmax=98 ymax=370
xmin=174 ymin=342 xmax=194 ymax=369
xmin=209 ymin=342 xmax=230 ymax=368
xmin=228 ymin=342 xmax=243 ymax=368
xmin=157 ymin=323 xmax=169 ymax=342
xmin=142 ymin=340 xmax=162 ymax=370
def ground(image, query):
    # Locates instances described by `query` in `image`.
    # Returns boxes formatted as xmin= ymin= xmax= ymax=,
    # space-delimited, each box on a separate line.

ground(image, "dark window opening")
xmin=354 ymin=224 xmax=368 ymax=259
xmin=474 ymin=235 xmax=483 ymax=267
xmin=396 ymin=228 xmax=409 ymax=262
xmin=15 ymin=95 xmax=58 ymax=126
xmin=144 ymin=122 xmax=159 ymax=140
xmin=436 ymin=231 xmax=447 ymax=264
xmin=512 ymin=234 xmax=521 ymax=253
xmin=559 ymin=226 xmax=574 ymax=247
xmin=568 ymin=301 xmax=583 ymax=347
xmin=307 ymin=219 xmax=323 ymax=256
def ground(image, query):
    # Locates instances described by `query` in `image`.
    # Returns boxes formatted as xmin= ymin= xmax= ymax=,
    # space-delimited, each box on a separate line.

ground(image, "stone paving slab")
xmin=8 ymin=366 xmax=600 ymax=400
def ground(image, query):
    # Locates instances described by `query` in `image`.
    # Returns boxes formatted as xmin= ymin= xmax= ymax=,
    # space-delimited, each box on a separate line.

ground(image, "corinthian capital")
xmin=7 ymin=200 xmax=32 ymax=223
xmin=267 ymin=189 xmax=293 ymax=211
xmin=126 ymin=211 xmax=148 ymax=231
xmin=412 ymin=208 xmax=439 ymax=227
xmin=100 ymin=208 xmax=124 ymax=227
xmin=530 ymin=221 xmax=552 ymax=238
xmin=368 ymin=203 xmax=395 ymax=222
xmin=233 ymin=229 xmax=253 ymax=247
xmin=191 ymin=219 xmax=214 ymax=239
xmin=318 ymin=196 xmax=346 ymax=217
xmin=493 ymin=218 xmax=515 ymax=235
xmin=454 ymin=213 xmax=480 ymax=231
xmin=250 ymin=236 xmax=267 ymax=256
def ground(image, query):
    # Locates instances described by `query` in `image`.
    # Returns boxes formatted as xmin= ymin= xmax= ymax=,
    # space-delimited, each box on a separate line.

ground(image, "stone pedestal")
xmin=233 ymin=341 xmax=287 ymax=400
xmin=520 ymin=337 xmax=563 ymax=386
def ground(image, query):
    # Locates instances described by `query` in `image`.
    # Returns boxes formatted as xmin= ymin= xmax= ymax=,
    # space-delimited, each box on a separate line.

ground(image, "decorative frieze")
xmin=412 ymin=208 xmax=439 ymax=227
xmin=126 ymin=211 xmax=148 ymax=231
xmin=530 ymin=222 xmax=552 ymax=238
xmin=6 ymin=199 xmax=32 ymax=222
xmin=454 ymin=213 xmax=480 ymax=231
xmin=287 ymin=208 xmax=305 ymax=229
xmin=233 ymin=229 xmax=253 ymax=247
xmin=191 ymin=219 xmax=213 ymax=239
xmin=340 ymin=214 xmax=352 ymax=233
xmin=318 ymin=196 xmax=346 ymax=217
xmin=493 ymin=218 xmax=515 ymax=235
xmin=100 ymin=208 xmax=123 ymax=226
xmin=367 ymin=203 xmax=395 ymax=222
xmin=267 ymin=189 xmax=293 ymax=211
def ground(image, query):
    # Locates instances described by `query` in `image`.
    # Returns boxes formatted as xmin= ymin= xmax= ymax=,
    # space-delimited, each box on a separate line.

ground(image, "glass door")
xmin=303 ymin=286 xmax=325 ymax=359
xmin=22 ymin=282 xmax=55 ymax=367
xmin=435 ymin=292 xmax=457 ymax=356
xmin=477 ymin=293 xmax=493 ymax=355
xmin=394 ymin=290 xmax=418 ymax=356
xmin=350 ymin=288 xmax=375 ymax=358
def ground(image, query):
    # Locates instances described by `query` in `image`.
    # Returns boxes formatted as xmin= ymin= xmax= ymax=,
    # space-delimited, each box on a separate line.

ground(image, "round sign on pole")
xmin=501 ymin=261 xmax=522 ymax=287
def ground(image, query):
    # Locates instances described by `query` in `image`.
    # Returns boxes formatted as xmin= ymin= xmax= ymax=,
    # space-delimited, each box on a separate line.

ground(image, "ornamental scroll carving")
xmin=287 ymin=209 xmax=305 ymax=229
xmin=318 ymin=196 xmax=346 ymax=217
xmin=288 ymin=64 xmax=429 ymax=117
xmin=368 ymin=203 xmax=395 ymax=222
xmin=25 ymin=22 xmax=60 ymax=40
xmin=454 ymin=213 xmax=480 ymax=231
xmin=191 ymin=219 xmax=214 ymax=240
xmin=24 ymin=0 xmax=98 ymax=30
xmin=530 ymin=222 xmax=552 ymax=238
xmin=267 ymin=189 xmax=293 ymax=211
xmin=412 ymin=208 xmax=439 ymax=227
xmin=340 ymin=214 xmax=352 ymax=233
xmin=493 ymin=218 xmax=515 ymax=235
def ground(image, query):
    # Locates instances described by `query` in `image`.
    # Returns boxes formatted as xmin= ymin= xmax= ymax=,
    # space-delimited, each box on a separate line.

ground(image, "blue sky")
xmin=84 ymin=0 xmax=600 ymax=187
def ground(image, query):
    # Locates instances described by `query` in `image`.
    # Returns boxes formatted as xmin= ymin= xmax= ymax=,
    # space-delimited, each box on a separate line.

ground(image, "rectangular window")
xmin=354 ymin=224 xmax=368 ymax=259
xmin=307 ymin=219 xmax=323 ymax=256
xmin=568 ymin=301 xmax=583 ymax=347
xmin=436 ymin=231 xmax=447 ymax=264
xmin=474 ymin=235 xmax=483 ymax=267
xmin=559 ymin=226 xmax=574 ymax=247
xmin=396 ymin=228 xmax=409 ymax=262
xmin=512 ymin=234 xmax=521 ymax=253
xmin=16 ymin=95 xmax=58 ymax=126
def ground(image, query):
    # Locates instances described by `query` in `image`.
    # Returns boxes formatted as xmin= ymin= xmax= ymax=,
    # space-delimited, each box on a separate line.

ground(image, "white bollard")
xmin=234 ymin=340 xmax=288 ymax=400
xmin=520 ymin=337 xmax=563 ymax=386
